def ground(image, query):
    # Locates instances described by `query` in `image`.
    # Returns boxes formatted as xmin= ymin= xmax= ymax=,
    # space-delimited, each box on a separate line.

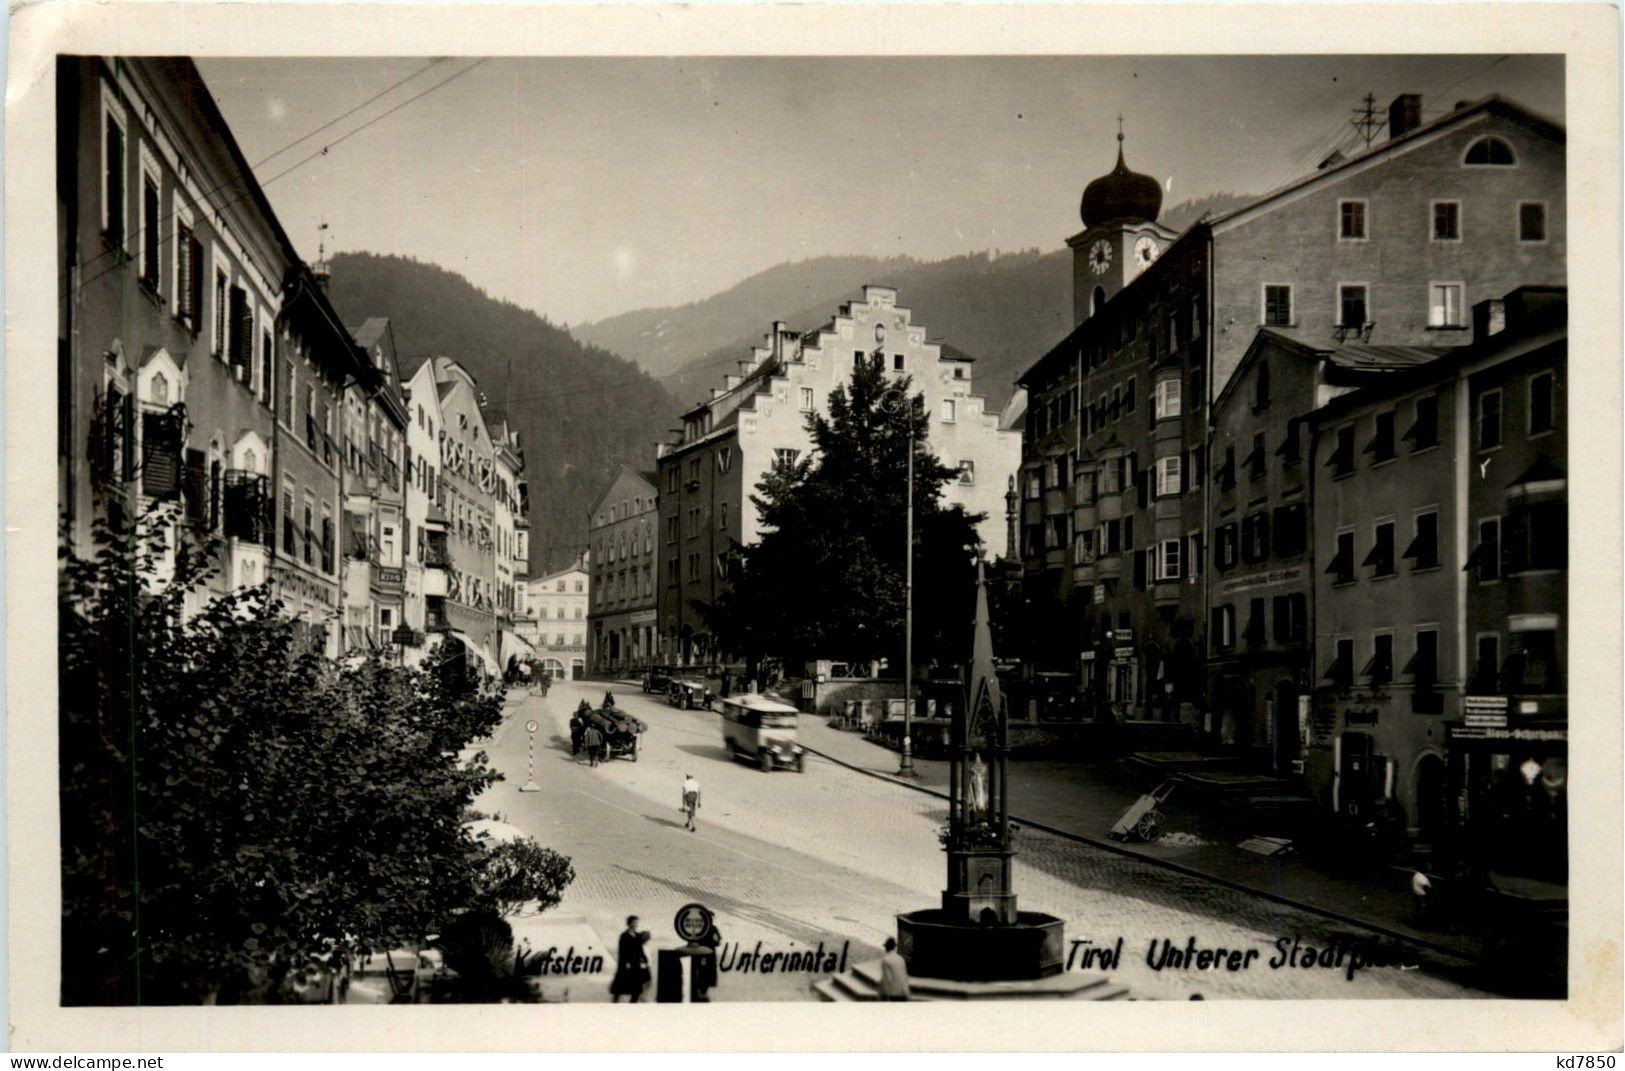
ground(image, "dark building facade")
xmin=1455 ymin=289 xmax=1567 ymax=881
xmin=58 ymin=57 xmax=363 ymax=655
xmin=1207 ymin=331 xmax=1447 ymax=768
xmin=1307 ymin=287 xmax=1565 ymax=848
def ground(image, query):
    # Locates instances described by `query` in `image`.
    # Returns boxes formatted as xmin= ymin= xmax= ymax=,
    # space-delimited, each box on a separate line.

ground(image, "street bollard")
xmin=655 ymin=945 xmax=717 ymax=1003
xmin=520 ymin=719 xmax=541 ymax=793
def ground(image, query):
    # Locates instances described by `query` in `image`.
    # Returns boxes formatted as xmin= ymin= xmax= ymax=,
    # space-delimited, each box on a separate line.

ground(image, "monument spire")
xmin=966 ymin=560 xmax=1002 ymax=726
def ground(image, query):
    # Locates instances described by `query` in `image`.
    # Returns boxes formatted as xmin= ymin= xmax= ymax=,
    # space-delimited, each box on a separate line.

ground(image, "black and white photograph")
xmin=7 ymin=0 xmax=1621 ymax=1055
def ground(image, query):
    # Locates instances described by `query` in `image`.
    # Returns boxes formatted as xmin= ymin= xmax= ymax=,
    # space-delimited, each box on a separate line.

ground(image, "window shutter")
xmin=141 ymin=410 xmax=181 ymax=499
xmin=105 ymin=121 xmax=124 ymax=244
xmin=208 ymin=459 xmax=222 ymax=531
xmin=183 ymin=448 xmax=207 ymax=526
xmin=176 ymin=224 xmax=193 ymax=319
xmin=120 ymin=392 xmax=136 ymax=483
xmin=188 ymin=237 xmax=205 ymax=332
xmin=1501 ymin=510 xmax=1529 ymax=575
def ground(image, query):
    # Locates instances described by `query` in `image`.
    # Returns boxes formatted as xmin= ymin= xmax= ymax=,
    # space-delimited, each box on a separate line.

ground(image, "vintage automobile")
xmin=642 ymin=664 xmax=679 ymax=695
xmin=718 ymin=693 xmax=804 ymax=772
xmin=667 ymin=667 xmax=716 ymax=710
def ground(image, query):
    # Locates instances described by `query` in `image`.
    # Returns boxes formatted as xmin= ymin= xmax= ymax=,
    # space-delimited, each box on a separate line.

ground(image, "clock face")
xmin=1134 ymin=236 xmax=1159 ymax=268
xmin=1089 ymin=239 xmax=1113 ymax=276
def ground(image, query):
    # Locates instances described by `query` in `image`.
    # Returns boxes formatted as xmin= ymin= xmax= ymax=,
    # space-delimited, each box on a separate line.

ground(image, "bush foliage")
xmin=58 ymin=509 xmax=537 ymax=1004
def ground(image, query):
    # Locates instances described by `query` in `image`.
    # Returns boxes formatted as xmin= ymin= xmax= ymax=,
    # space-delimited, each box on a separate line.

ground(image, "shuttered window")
xmin=140 ymin=410 xmax=182 ymax=499
xmin=228 ymin=285 xmax=252 ymax=380
xmin=104 ymin=113 xmax=125 ymax=246
xmin=184 ymin=448 xmax=208 ymax=527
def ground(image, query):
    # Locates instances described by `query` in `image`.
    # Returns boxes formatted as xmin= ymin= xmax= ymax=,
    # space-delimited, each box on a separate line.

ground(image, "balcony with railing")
xmin=223 ymin=470 xmax=273 ymax=546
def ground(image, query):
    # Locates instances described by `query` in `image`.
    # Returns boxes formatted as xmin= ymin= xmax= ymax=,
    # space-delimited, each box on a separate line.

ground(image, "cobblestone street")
xmin=482 ymin=681 xmax=1482 ymax=1001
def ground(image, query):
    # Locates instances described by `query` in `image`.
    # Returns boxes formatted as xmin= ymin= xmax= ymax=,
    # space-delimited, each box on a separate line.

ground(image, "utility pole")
xmin=882 ymin=381 xmax=917 ymax=778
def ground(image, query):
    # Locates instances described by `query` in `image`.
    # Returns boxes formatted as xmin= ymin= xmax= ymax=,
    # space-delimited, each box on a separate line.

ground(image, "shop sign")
xmin=1343 ymin=706 xmax=1379 ymax=726
xmin=1450 ymin=725 xmax=1568 ymax=743
xmin=1113 ymin=646 xmax=1135 ymax=660
xmin=1079 ymin=651 xmax=1096 ymax=662
xmin=1464 ymin=695 xmax=1509 ymax=727
xmin=1217 ymin=567 xmax=1303 ymax=597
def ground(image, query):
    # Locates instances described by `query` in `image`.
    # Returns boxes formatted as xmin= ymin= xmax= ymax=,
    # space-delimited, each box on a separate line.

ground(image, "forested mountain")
xmin=571 ymin=254 xmax=921 ymax=379
xmin=323 ymin=252 xmax=676 ymax=576
xmin=575 ymin=193 xmax=1256 ymax=413
xmin=323 ymin=195 xmax=1255 ymax=573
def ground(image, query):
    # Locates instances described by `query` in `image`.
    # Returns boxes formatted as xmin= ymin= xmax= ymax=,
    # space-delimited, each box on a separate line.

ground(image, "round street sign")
xmin=525 ymin=720 xmax=539 ymax=734
xmin=674 ymin=902 xmax=714 ymax=943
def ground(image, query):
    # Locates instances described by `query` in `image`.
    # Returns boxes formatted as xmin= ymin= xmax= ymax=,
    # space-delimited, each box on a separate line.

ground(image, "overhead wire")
xmin=75 ymin=58 xmax=484 ymax=296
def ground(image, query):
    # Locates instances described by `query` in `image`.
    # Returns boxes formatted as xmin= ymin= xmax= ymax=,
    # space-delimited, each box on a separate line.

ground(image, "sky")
xmin=196 ymin=55 xmax=1563 ymax=327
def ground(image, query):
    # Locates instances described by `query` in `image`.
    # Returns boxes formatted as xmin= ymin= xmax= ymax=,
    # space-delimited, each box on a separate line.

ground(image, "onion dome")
xmin=1080 ymin=126 xmax=1162 ymax=228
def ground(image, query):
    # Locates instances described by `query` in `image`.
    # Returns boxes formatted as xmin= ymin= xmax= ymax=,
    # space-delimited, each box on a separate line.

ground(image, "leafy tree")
xmin=472 ymin=838 xmax=576 ymax=919
xmin=703 ymin=356 xmax=985 ymax=674
xmin=58 ymin=509 xmax=542 ymax=1004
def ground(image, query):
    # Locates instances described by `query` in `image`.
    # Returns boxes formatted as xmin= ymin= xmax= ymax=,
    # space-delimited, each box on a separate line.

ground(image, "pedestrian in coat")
xmin=878 ymin=938 xmax=910 ymax=1001
xmin=582 ymin=723 xmax=604 ymax=768
xmin=610 ymin=916 xmax=651 ymax=1002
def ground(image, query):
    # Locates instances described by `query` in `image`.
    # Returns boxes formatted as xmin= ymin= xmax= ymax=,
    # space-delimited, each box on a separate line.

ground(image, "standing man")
xmin=583 ymin=721 xmax=604 ymax=768
xmin=610 ymin=916 xmax=651 ymax=1003
xmin=878 ymin=938 xmax=910 ymax=1001
xmin=681 ymin=773 xmax=701 ymax=832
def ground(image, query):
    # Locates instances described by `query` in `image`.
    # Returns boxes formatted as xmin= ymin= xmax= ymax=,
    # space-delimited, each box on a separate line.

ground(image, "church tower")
xmin=1066 ymin=121 xmax=1179 ymax=327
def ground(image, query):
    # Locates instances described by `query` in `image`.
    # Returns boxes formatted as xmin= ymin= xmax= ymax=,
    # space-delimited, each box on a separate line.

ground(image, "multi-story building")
xmin=60 ymin=55 xmax=279 ymax=601
xmin=420 ymin=356 xmax=503 ymax=676
xmin=526 ymin=556 xmax=590 ymax=681
xmin=1308 ymin=286 xmax=1565 ymax=847
xmin=273 ymin=267 xmax=361 ymax=656
xmin=1207 ymin=330 xmax=1447 ymax=765
xmin=57 ymin=57 xmax=364 ymax=656
xmin=656 ymin=291 xmax=1021 ymax=663
xmin=339 ymin=316 xmax=409 ymax=653
xmin=1456 ymin=289 xmax=1566 ymax=881
xmin=401 ymin=354 xmax=452 ymax=650
xmin=587 ymin=466 xmax=660 ymax=674
xmin=490 ymin=420 xmax=532 ymax=671
xmin=1015 ymin=93 xmax=1565 ymax=724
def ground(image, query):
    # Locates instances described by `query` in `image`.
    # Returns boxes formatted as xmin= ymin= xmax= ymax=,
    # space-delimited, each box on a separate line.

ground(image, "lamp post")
xmin=881 ymin=385 xmax=917 ymax=778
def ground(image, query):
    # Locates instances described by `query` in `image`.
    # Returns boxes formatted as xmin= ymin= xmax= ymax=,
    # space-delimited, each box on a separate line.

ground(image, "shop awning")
xmin=438 ymin=630 xmax=501 ymax=679
xmin=499 ymin=629 xmax=537 ymax=667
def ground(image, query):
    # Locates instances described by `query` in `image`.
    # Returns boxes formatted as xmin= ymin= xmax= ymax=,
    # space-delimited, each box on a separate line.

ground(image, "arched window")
xmin=150 ymin=372 xmax=169 ymax=405
xmin=1092 ymin=287 xmax=1107 ymax=317
xmin=1464 ymin=136 xmax=1516 ymax=166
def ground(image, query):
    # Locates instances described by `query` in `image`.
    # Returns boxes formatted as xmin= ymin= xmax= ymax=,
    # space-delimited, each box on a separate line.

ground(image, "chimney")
xmin=771 ymin=320 xmax=787 ymax=361
xmin=1388 ymin=94 xmax=1422 ymax=140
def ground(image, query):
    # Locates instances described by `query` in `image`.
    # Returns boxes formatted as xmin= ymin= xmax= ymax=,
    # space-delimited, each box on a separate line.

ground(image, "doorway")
xmin=1272 ymin=680 xmax=1301 ymax=774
